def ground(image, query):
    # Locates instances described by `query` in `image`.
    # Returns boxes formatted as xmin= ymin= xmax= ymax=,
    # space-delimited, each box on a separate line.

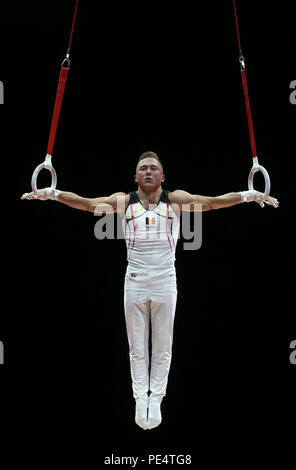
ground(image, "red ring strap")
xmin=233 ymin=0 xmax=257 ymax=159
xmin=46 ymin=0 xmax=79 ymax=156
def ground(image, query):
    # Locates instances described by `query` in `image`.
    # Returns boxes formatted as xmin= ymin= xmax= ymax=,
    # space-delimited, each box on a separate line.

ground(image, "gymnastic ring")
xmin=31 ymin=153 xmax=57 ymax=195
xmin=248 ymin=156 xmax=271 ymax=204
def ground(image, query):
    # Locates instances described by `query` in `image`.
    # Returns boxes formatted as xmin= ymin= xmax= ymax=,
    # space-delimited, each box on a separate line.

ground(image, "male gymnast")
xmin=22 ymin=150 xmax=278 ymax=429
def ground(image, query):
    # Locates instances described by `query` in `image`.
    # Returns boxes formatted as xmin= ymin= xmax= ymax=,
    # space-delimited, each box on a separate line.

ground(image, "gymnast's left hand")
xmin=255 ymin=192 xmax=279 ymax=208
xmin=21 ymin=188 xmax=60 ymax=200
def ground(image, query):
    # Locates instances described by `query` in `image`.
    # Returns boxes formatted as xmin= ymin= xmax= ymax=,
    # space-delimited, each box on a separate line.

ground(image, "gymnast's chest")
xmin=125 ymin=202 xmax=173 ymax=234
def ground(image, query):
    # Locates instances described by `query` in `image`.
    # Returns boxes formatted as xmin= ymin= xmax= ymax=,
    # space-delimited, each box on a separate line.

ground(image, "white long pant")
xmin=124 ymin=267 xmax=177 ymax=401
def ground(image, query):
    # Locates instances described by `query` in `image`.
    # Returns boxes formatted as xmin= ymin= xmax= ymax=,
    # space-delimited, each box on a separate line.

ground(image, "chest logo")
xmin=146 ymin=217 xmax=156 ymax=225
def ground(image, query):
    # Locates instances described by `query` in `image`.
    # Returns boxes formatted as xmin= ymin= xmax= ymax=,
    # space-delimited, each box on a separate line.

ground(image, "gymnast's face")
xmin=134 ymin=157 xmax=165 ymax=190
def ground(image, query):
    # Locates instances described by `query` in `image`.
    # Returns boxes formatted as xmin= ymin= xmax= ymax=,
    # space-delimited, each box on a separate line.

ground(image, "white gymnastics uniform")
xmin=123 ymin=190 xmax=180 ymax=402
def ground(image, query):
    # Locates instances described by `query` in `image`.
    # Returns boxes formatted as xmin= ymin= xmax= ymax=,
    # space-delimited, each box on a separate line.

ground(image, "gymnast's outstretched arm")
xmin=21 ymin=188 xmax=128 ymax=213
xmin=169 ymin=189 xmax=279 ymax=211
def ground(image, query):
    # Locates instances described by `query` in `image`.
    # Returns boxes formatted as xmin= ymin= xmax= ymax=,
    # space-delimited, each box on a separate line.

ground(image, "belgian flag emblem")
xmin=146 ymin=217 xmax=156 ymax=225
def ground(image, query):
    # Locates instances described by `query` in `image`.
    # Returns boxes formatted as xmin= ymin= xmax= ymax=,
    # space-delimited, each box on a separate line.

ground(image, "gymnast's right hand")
xmin=21 ymin=188 xmax=60 ymax=200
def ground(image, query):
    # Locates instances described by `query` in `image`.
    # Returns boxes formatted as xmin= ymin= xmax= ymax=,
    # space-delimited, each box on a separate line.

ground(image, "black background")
xmin=0 ymin=0 xmax=295 ymax=456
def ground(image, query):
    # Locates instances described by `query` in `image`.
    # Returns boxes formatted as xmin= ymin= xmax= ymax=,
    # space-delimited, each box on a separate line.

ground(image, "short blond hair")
xmin=138 ymin=151 xmax=163 ymax=169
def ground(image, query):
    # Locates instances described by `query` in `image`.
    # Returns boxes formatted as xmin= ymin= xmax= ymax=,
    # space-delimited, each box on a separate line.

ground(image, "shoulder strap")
xmin=160 ymin=189 xmax=170 ymax=203
xmin=128 ymin=191 xmax=139 ymax=205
